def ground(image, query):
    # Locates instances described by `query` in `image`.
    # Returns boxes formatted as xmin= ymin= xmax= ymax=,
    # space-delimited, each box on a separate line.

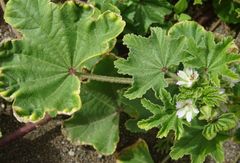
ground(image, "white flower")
xmin=176 ymin=68 xmax=199 ymax=88
xmin=176 ymin=99 xmax=199 ymax=122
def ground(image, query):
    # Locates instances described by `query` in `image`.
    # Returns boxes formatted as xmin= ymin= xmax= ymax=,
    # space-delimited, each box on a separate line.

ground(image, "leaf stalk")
xmin=77 ymin=73 xmax=133 ymax=85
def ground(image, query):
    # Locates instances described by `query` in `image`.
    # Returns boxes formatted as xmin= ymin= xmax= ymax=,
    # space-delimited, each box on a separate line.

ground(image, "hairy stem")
xmin=78 ymin=73 xmax=177 ymax=85
xmin=0 ymin=114 xmax=52 ymax=147
xmin=78 ymin=73 xmax=133 ymax=84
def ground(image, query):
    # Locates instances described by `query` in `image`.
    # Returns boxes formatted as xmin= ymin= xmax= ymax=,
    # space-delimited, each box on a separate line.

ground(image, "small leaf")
xmin=202 ymin=113 xmax=238 ymax=140
xmin=174 ymin=0 xmax=188 ymax=14
xmin=137 ymin=99 xmax=163 ymax=131
xmin=198 ymin=106 xmax=218 ymax=121
xmin=193 ymin=0 xmax=203 ymax=5
xmin=116 ymin=139 xmax=154 ymax=163
xmin=178 ymin=85 xmax=227 ymax=107
xmin=170 ymin=127 xmax=228 ymax=163
xmin=115 ymin=27 xmax=189 ymax=99
xmin=138 ymin=92 xmax=185 ymax=140
xmin=213 ymin=0 xmax=240 ymax=24
xmin=119 ymin=0 xmax=172 ymax=34
xmin=0 ymin=0 xmax=125 ymax=122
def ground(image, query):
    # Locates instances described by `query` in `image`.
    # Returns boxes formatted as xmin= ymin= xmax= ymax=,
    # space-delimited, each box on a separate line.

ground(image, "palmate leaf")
xmin=116 ymin=139 xmax=154 ymax=163
xmin=169 ymin=21 xmax=240 ymax=86
xmin=202 ymin=113 xmax=238 ymax=140
xmin=170 ymin=126 xmax=228 ymax=163
xmin=115 ymin=27 xmax=189 ymax=99
xmin=138 ymin=90 xmax=185 ymax=140
xmin=0 ymin=0 xmax=125 ymax=122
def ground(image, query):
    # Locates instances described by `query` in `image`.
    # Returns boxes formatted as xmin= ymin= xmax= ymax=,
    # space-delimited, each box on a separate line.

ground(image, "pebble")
xmin=0 ymin=103 xmax=5 ymax=109
xmin=68 ymin=150 xmax=75 ymax=157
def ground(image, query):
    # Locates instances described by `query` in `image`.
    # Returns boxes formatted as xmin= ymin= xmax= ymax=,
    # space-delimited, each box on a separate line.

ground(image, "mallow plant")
xmin=0 ymin=0 xmax=240 ymax=163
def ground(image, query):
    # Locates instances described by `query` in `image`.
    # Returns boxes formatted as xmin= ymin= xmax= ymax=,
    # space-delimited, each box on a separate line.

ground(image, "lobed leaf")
xmin=169 ymin=21 xmax=240 ymax=86
xmin=202 ymin=113 xmax=238 ymax=140
xmin=138 ymin=91 xmax=185 ymax=140
xmin=0 ymin=0 xmax=125 ymax=122
xmin=170 ymin=127 xmax=227 ymax=163
xmin=115 ymin=27 xmax=189 ymax=99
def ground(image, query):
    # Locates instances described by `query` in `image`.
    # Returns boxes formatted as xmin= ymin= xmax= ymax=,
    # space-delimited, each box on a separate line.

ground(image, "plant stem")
xmin=161 ymin=155 xmax=170 ymax=163
xmin=78 ymin=73 xmax=133 ymax=84
xmin=210 ymin=19 xmax=221 ymax=32
xmin=0 ymin=0 xmax=5 ymax=11
xmin=0 ymin=114 xmax=52 ymax=147
xmin=78 ymin=73 xmax=177 ymax=85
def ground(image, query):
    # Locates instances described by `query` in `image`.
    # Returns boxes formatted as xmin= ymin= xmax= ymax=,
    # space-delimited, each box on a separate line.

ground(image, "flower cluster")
xmin=176 ymin=68 xmax=199 ymax=122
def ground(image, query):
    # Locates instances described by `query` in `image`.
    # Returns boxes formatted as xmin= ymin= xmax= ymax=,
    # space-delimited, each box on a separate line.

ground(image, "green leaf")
xmin=177 ymin=86 xmax=227 ymax=107
xmin=88 ymin=0 xmax=121 ymax=13
xmin=119 ymin=0 xmax=172 ymax=34
xmin=174 ymin=0 xmax=188 ymax=14
xmin=63 ymin=85 xmax=119 ymax=155
xmin=169 ymin=21 xmax=240 ymax=86
xmin=202 ymin=113 xmax=238 ymax=140
xmin=198 ymin=106 xmax=218 ymax=121
xmin=186 ymin=34 xmax=240 ymax=85
xmin=170 ymin=127 xmax=228 ymax=163
xmin=138 ymin=90 xmax=185 ymax=140
xmin=63 ymin=56 xmax=122 ymax=155
xmin=115 ymin=27 xmax=189 ymax=99
xmin=118 ymin=91 xmax=152 ymax=133
xmin=0 ymin=0 xmax=125 ymax=122
xmin=193 ymin=0 xmax=204 ymax=5
xmin=177 ymin=13 xmax=192 ymax=22
xmin=213 ymin=0 xmax=240 ymax=24
xmin=168 ymin=21 xmax=207 ymax=46
xmin=116 ymin=139 xmax=154 ymax=163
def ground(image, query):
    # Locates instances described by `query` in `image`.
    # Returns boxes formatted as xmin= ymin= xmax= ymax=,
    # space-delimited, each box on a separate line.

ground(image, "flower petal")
xmin=177 ymin=71 xmax=189 ymax=81
xmin=186 ymin=111 xmax=193 ymax=122
xmin=176 ymin=109 xmax=186 ymax=118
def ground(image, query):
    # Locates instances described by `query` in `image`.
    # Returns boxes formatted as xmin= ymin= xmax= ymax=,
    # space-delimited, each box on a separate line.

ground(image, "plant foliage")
xmin=1 ymin=0 xmax=240 ymax=163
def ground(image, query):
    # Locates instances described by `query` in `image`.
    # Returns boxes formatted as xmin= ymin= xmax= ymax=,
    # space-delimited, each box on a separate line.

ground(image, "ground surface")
xmin=0 ymin=1 xmax=240 ymax=163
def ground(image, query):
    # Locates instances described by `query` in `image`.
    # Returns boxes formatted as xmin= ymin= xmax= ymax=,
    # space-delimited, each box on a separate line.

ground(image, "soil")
xmin=0 ymin=1 xmax=240 ymax=163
